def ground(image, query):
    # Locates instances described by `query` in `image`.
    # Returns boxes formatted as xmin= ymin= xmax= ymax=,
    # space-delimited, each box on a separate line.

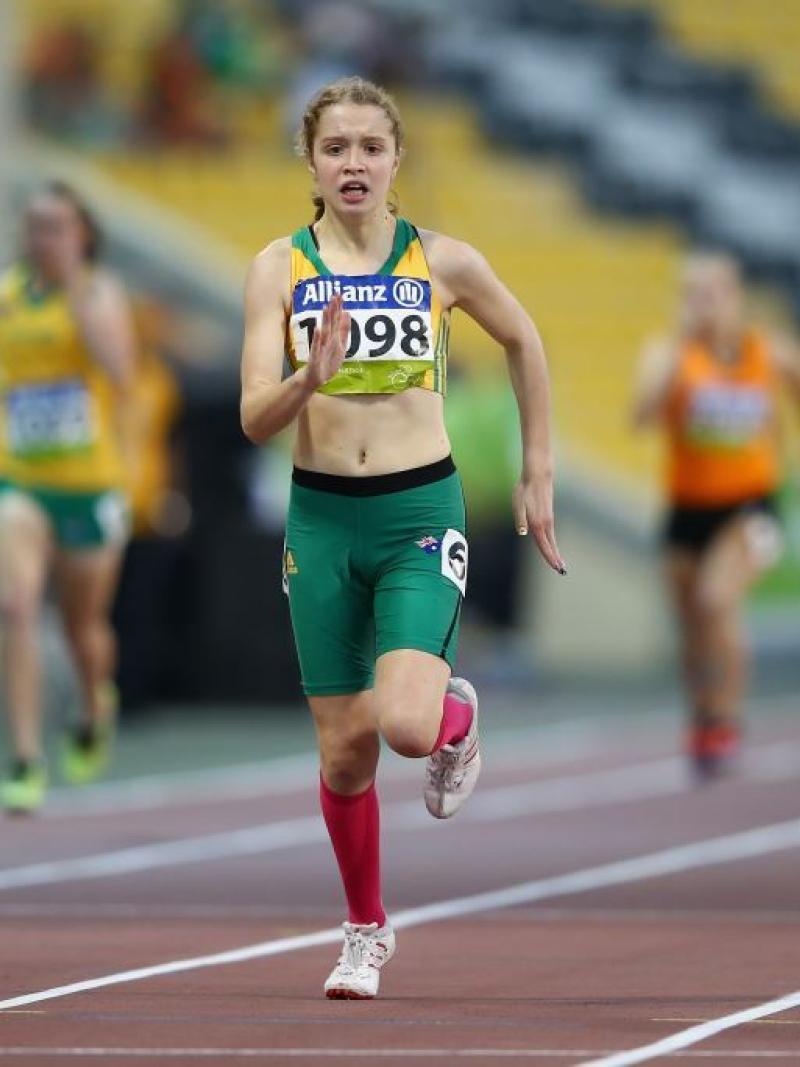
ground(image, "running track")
xmin=1 ymin=697 xmax=799 ymax=1066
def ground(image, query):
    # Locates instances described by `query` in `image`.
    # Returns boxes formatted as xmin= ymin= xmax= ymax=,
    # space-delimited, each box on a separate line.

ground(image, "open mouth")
xmin=340 ymin=181 xmax=369 ymax=202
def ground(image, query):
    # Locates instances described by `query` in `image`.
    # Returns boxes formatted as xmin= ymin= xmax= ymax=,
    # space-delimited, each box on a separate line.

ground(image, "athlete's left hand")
xmin=512 ymin=478 xmax=567 ymax=575
xmin=305 ymin=294 xmax=351 ymax=389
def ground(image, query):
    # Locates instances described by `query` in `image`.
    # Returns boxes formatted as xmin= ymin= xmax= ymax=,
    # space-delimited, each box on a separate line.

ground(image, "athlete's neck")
xmin=314 ymin=209 xmax=395 ymax=269
xmin=700 ymin=323 xmax=744 ymax=363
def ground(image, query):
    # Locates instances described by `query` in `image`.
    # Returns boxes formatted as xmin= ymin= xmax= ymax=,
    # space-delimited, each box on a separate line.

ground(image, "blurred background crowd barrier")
xmin=1 ymin=0 xmax=798 ymax=711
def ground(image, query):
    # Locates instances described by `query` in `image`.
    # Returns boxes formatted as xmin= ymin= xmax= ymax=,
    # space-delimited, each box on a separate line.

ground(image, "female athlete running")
xmin=0 ymin=182 xmax=135 ymax=812
xmin=633 ymin=253 xmax=800 ymax=776
xmin=240 ymin=78 xmax=564 ymax=998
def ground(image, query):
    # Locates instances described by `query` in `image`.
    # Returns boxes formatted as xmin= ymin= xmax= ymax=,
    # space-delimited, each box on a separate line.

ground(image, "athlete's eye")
xmin=364 ymin=143 xmax=384 ymax=155
xmin=324 ymin=144 xmax=344 ymax=155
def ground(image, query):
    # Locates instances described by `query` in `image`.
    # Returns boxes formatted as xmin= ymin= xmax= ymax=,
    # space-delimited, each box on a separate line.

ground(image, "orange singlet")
xmin=666 ymin=330 xmax=780 ymax=507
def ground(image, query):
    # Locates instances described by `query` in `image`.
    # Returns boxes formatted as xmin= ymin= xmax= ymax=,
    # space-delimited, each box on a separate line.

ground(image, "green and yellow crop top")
xmin=286 ymin=218 xmax=450 ymax=396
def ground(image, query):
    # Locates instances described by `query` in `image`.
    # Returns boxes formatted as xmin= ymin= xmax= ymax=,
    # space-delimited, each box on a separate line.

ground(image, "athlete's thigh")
xmin=374 ymin=552 xmax=463 ymax=667
xmin=285 ymin=491 xmax=374 ymax=697
xmin=374 ymin=647 xmax=450 ymax=727
xmin=53 ymin=545 xmax=124 ymax=630
xmin=308 ymin=690 xmax=378 ymax=748
xmin=698 ymin=516 xmax=771 ymax=612
xmin=288 ymin=566 xmax=375 ymax=695
xmin=0 ymin=489 xmax=52 ymax=612
xmin=371 ymin=473 xmax=467 ymax=668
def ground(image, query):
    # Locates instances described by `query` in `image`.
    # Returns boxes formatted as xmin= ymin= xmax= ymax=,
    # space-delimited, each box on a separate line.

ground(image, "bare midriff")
xmin=294 ymin=388 xmax=450 ymax=475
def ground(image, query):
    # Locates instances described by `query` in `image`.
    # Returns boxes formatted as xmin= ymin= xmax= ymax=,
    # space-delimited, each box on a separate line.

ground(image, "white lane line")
xmin=1 ymin=741 xmax=796 ymax=893
xmin=579 ymin=990 xmax=800 ymax=1066
xmin=0 ymin=1049 xmax=797 ymax=1059
xmin=1 ymin=814 xmax=799 ymax=1013
xmin=0 ymin=815 xmax=325 ymax=891
xmin=39 ymin=716 xmax=629 ymax=819
xmin=655 ymin=1017 xmax=800 ymax=1026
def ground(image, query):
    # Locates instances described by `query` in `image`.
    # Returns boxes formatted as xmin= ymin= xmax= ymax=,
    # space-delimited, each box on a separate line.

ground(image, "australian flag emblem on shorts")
xmin=415 ymin=535 xmax=441 ymax=554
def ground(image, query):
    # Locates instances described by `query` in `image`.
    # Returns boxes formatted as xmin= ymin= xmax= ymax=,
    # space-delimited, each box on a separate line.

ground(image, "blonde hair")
xmin=296 ymin=77 xmax=404 ymax=222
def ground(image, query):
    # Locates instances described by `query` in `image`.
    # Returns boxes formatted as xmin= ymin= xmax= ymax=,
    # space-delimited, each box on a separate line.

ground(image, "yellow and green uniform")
xmin=0 ymin=265 xmax=129 ymax=548
xmin=287 ymin=218 xmax=450 ymax=395
xmin=282 ymin=220 xmax=466 ymax=696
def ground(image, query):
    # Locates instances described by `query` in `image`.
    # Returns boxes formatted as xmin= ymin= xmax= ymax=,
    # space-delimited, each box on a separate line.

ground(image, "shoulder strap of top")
xmin=291 ymin=226 xmax=330 ymax=277
xmin=380 ymin=218 xmax=417 ymax=275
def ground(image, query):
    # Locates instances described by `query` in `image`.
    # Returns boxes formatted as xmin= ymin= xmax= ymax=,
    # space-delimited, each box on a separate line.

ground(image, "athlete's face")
xmin=680 ymin=258 xmax=743 ymax=339
xmin=24 ymin=194 xmax=86 ymax=277
xmin=310 ymin=103 xmax=400 ymax=216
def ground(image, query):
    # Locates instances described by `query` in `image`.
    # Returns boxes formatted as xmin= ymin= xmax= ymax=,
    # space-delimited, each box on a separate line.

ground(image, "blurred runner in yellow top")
xmin=0 ymin=181 xmax=136 ymax=813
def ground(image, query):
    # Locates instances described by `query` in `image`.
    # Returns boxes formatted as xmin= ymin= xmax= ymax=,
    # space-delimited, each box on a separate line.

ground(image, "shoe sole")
xmin=325 ymin=988 xmax=376 ymax=1000
xmin=691 ymin=754 xmax=740 ymax=782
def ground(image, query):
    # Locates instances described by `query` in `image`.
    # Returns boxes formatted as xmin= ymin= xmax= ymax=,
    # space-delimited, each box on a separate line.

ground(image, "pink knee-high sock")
xmin=320 ymin=776 xmax=386 ymax=928
xmin=431 ymin=690 xmax=474 ymax=753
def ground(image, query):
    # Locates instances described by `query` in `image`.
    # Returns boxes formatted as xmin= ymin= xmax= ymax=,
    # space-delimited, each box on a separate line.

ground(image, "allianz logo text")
xmin=295 ymin=275 xmax=429 ymax=311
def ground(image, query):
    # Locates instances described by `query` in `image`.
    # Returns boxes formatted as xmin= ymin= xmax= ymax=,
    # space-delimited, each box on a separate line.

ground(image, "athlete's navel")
xmin=358 ymin=448 xmax=368 ymax=466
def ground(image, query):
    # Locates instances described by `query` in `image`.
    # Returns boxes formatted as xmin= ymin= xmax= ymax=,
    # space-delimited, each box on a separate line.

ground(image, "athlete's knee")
xmin=63 ymin=615 xmax=113 ymax=655
xmin=0 ymin=585 xmax=41 ymax=629
xmin=694 ymin=582 xmax=735 ymax=621
xmin=383 ymin=725 xmax=433 ymax=759
xmin=378 ymin=703 xmax=439 ymax=759
xmin=319 ymin=727 xmax=379 ymax=795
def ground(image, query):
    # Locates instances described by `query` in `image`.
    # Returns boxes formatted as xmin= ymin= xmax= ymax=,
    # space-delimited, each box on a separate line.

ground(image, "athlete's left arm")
xmin=426 ymin=233 xmax=566 ymax=575
xmin=65 ymin=269 xmax=137 ymax=390
xmin=772 ymin=332 xmax=800 ymax=403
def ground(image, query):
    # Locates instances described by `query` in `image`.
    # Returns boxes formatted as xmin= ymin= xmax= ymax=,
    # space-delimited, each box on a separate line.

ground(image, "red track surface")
xmin=1 ymin=707 xmax=799 ymax=1066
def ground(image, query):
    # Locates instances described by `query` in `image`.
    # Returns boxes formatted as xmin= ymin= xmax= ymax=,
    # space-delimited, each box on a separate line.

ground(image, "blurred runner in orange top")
xmin=633 ymin=253 xmax=800 ymax=777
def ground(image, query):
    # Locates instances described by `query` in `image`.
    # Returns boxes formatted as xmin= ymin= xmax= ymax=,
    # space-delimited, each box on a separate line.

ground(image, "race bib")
xmin=5 ymin=379 xmax=96 ymax=459
xmin=290 ymin=274 xmax=433 ymax=366
xmin=686 ymin=385 xmax=771 ymax=448
xmin=441 ymin=527 xmax=468 ymax=596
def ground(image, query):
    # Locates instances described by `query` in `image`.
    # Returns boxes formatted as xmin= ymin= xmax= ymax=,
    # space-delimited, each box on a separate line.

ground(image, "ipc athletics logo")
xmin=392 ymin=278 xmax=425 ymax=308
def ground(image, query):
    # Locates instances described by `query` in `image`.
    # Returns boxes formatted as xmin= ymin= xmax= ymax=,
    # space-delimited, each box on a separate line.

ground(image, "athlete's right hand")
xmin=304 ymin=294 xmax=351 ymax=390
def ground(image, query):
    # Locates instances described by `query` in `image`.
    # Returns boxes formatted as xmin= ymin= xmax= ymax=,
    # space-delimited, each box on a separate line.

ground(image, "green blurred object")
xmin=1 ymin=761 xmax=48 ymax=815
xmin=445 ymin=375 xmax=521 ymax=529
xmin=752 ymin=476 xmax=800 ymax=603
xmin=60 ymin=682 xmax=118 ymax=786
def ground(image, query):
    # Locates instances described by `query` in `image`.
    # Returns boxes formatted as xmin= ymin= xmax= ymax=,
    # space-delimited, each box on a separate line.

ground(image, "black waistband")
xmin=292 ymin=455 xmax=455 ymax=496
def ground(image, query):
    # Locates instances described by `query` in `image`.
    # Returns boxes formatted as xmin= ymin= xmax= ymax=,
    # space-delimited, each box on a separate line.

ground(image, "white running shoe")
xmin=324 ymin=921 xmax=396 ymax=1000
xmin=424 ymin=676 xmax=480 ymax=819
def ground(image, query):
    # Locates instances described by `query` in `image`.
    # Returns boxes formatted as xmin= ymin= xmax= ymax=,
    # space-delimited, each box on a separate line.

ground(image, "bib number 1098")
xmin=296 ymin=312 xmax=429 ymax=360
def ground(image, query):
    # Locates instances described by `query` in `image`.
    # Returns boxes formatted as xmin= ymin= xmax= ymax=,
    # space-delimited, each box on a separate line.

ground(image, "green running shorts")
xmin=284 ymin=455 xmax=467 ymax=696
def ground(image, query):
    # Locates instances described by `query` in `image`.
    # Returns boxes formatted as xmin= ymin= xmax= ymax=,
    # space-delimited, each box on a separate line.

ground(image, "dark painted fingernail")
xmin=559 ymin=567 xmax=568 ymax=576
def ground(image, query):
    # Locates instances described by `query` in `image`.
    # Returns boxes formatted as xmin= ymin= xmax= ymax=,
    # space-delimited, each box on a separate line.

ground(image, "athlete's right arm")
xmin=631 ymin=337 xmax=680 ymax=428
xmin=240 ymin=241 xmax=350 ymax=444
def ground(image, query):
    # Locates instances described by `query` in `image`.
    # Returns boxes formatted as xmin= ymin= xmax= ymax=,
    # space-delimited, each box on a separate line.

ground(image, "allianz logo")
xmin=300 ymin=277 xmax=426 ymax=308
